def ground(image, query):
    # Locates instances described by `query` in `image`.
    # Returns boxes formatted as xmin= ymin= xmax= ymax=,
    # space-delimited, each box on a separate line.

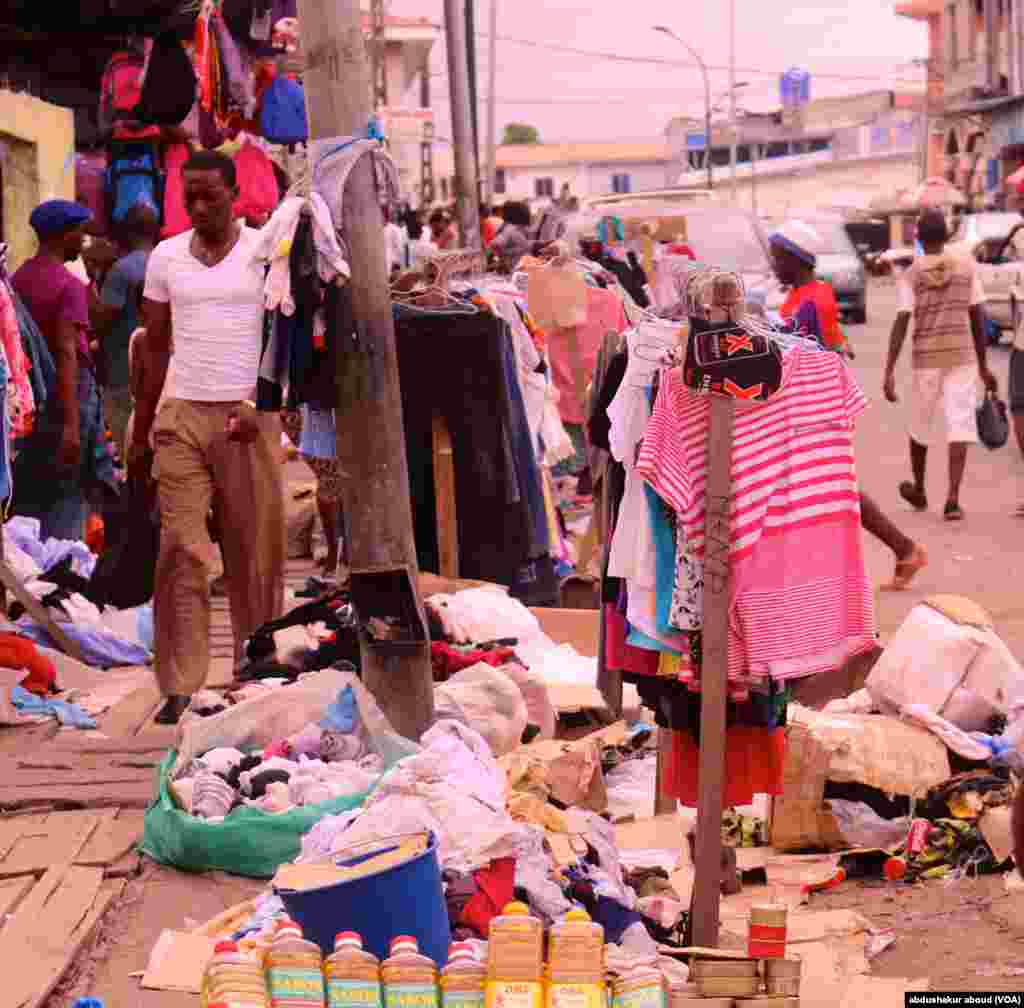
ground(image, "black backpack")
xmin=136 ymin=32 xmax=197 ymax=127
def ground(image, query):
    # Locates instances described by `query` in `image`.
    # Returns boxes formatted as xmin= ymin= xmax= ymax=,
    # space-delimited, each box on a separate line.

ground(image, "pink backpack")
xmin=233 ymin=141 xmax=279 ymax=226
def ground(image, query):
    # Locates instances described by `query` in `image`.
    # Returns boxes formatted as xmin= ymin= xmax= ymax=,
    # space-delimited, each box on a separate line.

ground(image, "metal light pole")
xmin=485 ymin=0 xmax=498 ymax=204
xmin=654 ymin=25 xmax=713 ymax=190
xmin=444 ymin=0 xmax=481 ymax=248
xmin=729 ymin=0 xmax=737 ymax=203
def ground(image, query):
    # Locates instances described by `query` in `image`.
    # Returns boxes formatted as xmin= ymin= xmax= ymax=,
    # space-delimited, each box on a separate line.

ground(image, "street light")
xmin=654 ymin=24 xmax=713 ymax=190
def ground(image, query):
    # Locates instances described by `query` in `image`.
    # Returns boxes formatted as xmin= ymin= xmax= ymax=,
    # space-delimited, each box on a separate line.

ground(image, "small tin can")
xmin=906 ymin=818 xmax=930 ymax=856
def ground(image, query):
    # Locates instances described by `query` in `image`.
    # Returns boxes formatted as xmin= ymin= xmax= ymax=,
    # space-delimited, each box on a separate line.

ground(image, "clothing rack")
xmin=690 ymin=391 xmax=734 ymax=946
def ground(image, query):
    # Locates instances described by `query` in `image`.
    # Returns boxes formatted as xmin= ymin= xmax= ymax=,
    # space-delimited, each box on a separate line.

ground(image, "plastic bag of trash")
xmin=827 ymin=800 xmax=911 ymax=850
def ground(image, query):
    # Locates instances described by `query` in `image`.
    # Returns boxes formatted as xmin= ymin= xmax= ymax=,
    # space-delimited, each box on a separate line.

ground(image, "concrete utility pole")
xmin=485 ymin=0 xmax=498 ymax=203
xmin=296 ymin=0 xmax=435 ymax=740
xmin=443 ymin=0 xmax=481 ymax=248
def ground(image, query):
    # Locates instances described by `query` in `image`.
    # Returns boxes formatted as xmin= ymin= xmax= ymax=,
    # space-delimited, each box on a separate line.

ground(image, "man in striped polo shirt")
xmin=884 ymin=210 xmax=998 ymax=522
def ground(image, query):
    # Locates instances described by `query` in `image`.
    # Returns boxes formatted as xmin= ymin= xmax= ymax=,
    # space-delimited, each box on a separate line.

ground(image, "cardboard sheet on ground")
xmin=142 ymin=930 xmax=219 ymax=993
xmin=720 ymin=907 xmax=871 ymax=943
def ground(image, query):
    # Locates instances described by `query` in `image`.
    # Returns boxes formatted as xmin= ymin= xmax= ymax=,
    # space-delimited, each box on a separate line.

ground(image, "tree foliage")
xmin=502 ymin=122 xmax=541 ymax=145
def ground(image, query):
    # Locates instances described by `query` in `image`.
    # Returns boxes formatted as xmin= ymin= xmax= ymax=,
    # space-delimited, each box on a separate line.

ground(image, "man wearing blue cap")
xmin=11 ymin=199 xmax=114 ymax=540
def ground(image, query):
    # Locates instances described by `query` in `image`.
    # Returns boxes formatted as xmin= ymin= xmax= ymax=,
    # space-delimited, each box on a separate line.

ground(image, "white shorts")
xmin=910 ymin=364 xmax=979 ymax=445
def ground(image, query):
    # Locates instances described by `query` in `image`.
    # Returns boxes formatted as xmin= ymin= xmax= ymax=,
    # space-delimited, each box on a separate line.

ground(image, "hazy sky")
xmin=385 ymin=0 xmax=929 ymax=144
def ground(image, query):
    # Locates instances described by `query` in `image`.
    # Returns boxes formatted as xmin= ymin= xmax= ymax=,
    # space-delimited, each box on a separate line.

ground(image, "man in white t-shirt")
xmin=884 ymin=210 xmax=997 ymax=522
xmin=130 ymin=150 xmax=284 ymax=725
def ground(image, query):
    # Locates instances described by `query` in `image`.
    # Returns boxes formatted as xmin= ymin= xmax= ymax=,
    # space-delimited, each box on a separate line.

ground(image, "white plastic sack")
xmin=427 ymin=588 xmax=542 ymax=646
xmin=435 ymin=663 xmax=529 ymax=757
xmin=500 ymin=661 xmax=556 ymax=740
xmin=868 ymin=603 xmax=1024 ymax=722
xmin=172 ymin=667 xmax=418 ymax=776
xmin=823 ymin=689 xmax=875 ymax=715
xmin=605 ymin=755 xmax=657 ymax=821
xmin=827 ymin=800 xmax=911 ymax=850
xmin=901 ymin=705 xmax=993 ymax=761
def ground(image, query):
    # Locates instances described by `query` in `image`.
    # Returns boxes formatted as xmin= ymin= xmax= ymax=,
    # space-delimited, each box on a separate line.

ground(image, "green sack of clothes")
xmin=140 ymin=668 xmax=419 ymax=878
xmin=141 ymin=749 xmax=374 ymax=878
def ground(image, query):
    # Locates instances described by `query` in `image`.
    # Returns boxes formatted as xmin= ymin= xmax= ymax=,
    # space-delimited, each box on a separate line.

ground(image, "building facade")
xmin=897 ymin=0 xmax=1024 ymax=205
xmin=481 ymin=141 xmax=675 ymax=206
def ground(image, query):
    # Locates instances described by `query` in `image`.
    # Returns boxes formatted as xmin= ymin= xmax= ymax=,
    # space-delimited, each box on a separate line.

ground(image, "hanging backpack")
xmin=136 ymin=32 xmax=197 ymax=127
xmin=260 ymin=76 xmax=308 ymax=146
xmin=99 ymin=48 xmax=161 ymax=140
xmin=107 ymin=141 xmax=164 ymax=226
xmin=233 ymin=141 xmax=280 ymax=226
xmin=75 ymin=152 xmax=109 ymax=236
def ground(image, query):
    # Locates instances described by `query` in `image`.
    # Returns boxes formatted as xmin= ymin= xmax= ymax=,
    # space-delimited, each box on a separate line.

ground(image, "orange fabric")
xmin=0 ymin=634 xmax=57 ymax=696
xmin=663 ymin=726 xmax=785 ymax=808
xmin=482 ymin=216 xmax=502 ymax=246
xmin=780 ymin=280 xmax=845 ymax=351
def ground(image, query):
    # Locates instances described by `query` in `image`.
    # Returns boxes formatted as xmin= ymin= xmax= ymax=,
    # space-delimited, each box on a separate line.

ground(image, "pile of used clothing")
xmin=2 ymin=517 xmax=153 ymax=667
xmin=239 ymin=588 xmax=360 ymax=682
xmin=171 ymin=686 xmax=382 ymax=819
xmin=293 ymin=721 xmax=677 ymax=953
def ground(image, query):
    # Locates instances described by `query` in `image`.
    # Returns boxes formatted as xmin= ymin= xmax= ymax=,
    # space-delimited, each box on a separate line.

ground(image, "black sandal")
xmin=944 ymin=502 xmax=964 ymax=521
xmin=899 ymin=481 xmax=928 ymax=512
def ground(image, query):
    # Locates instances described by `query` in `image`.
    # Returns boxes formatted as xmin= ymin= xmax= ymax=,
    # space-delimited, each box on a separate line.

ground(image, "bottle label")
xmin=385 ymin=983 xmax=440 ymax=1008
xmin=485 ymin=981 xmax=543 ymax=1008
xmin=612 ymin=987 xmax=664 ymax=1008
xmin=269 ymin=966 xmax=326 ymax=1006
xmin=443 ymin=992 xmax=485 ymax=1008
xmin=330 ymin=979 xmax=384 ymax=1008
xmin=547 ymin=983 xmax=604 ymax=1008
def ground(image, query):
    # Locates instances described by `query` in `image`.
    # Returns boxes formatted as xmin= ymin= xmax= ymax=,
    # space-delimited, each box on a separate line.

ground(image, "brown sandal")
xmin=880 ymin=543 xmax=928 ymax=592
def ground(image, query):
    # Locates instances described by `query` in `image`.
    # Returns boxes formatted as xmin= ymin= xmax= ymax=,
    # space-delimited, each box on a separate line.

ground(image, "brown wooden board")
xmin=75 ymin=810 xmax=144 ymax=868
xmin=0 ymin=782 xmax=154 ymax=810
xmin=0 ymin=811 xmax=104 ymax=878
xmin=96 ymin=682 xmax=162 ymax=739
xmin=9 ymin=875 xmax=125 ymax=1008
xmin=0 ymin=876 xmax=34 ymax=916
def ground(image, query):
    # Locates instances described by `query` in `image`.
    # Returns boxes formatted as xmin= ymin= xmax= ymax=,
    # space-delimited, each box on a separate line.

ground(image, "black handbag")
xmin=976 ymin=390 xmax=1009 ymax=450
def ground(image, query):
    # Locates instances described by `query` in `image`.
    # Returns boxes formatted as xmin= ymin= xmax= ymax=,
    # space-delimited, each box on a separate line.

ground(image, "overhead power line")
xmin=452 ymin=32 xmax=922 ymax=86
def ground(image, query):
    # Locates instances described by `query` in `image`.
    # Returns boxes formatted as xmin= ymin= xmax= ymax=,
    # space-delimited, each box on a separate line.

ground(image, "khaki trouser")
xmin=152 ymin=399 xmax=285 ymax=697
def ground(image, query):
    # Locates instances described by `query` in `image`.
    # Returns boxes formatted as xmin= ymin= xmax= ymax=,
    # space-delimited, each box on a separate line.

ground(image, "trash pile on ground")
xmin=122 ymin=587 xmax=1022 ymax=1004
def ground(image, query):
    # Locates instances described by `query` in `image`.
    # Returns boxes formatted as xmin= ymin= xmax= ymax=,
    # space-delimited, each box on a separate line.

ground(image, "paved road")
xmin=849 ymin=277 xmax=1023 ymax=653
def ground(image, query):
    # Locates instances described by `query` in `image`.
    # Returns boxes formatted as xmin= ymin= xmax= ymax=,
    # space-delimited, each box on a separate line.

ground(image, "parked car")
xmin=949 ymin=212 xmax=1024 ymax=335
xmin=775 ymin=214 xmax=867 ymax=324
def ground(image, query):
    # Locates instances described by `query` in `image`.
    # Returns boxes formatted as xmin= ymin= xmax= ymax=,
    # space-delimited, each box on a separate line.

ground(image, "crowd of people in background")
xmin=380 ymin=186 xmax=582 ymax=278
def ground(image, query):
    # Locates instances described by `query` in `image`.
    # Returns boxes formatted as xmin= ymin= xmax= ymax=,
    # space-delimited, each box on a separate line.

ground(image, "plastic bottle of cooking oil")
xmin=485 ymin=902 xmax=544 ymax=1008
xmin=324 ymin=932 xmax=382 ymax=1008
xmin=382 ymin=936 xmax=440 ymax=1008
xmin=440 ymin=942 xmax=486 ymax=1008
xmin=265 ymin=919 xmax=326 ymax=1007
xmin=201 ymin=940 xmax=269 ymax=1008
xmin=545 ymin=910 xmax=605 ymax=1008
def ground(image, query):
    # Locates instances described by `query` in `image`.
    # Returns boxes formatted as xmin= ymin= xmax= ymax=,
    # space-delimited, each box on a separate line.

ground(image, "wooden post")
xmin=298 ymin=0 xmax=434 ymax=740
xmin=690 ymin=392 xmax=735 ymax=947
xmin=654 ymin=729 xmax=676 ymax=815
xmin=431 ymin=413 xmax=459 ymax=578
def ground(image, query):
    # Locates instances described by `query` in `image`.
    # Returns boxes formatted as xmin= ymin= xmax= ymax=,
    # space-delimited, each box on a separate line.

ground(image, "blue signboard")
xmin=686 ymin=132 xmax=707 ymax=151
xmin=780 ymin=68 xmax=811 ymax=109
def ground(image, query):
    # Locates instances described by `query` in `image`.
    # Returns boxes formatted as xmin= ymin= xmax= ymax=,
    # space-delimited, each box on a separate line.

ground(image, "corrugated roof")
xmin=496 ymin=141 xmax=672 ymax=169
